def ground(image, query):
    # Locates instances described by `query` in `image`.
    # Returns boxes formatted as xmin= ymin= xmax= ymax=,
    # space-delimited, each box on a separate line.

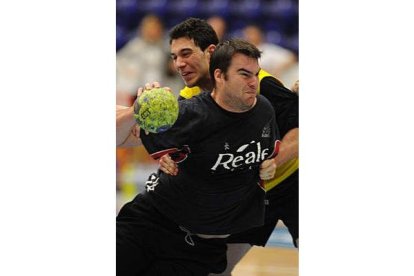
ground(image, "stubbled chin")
xmin=246 ymin=93 xmax=256 ymax=100
xmin=245 ymin=95 xmax=257 ymax=107
xmin=182 ymin=74 xmax=195 ymax=85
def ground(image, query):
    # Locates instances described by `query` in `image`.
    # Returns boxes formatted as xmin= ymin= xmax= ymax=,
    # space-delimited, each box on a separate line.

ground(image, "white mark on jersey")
xmin=145 ymin=174 xmax=159 ymax=192
xmin=262 ymin=124 xmax=270 ymax=138
xmin=237 ymin=144 xmax=249 ymax=152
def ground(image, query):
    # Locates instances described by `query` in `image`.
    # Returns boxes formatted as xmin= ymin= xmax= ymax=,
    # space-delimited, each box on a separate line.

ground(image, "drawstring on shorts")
xmin=179 ymin=226 xmax=195 ymax=246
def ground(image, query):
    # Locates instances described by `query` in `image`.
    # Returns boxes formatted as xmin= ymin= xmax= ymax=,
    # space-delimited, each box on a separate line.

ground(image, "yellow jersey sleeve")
xmin=258 ymin=69 xmax=299 ymax=191
xmin=264 ymin=158 xmax=299 ymax=191
xmin=179 ymin=86 xmax=202 ymax=99
xmin=257 ymin=69 xmax=273 ymax=94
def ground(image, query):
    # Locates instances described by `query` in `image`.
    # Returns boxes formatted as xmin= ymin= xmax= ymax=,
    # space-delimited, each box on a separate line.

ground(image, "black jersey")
xmin=140 ymin=92 xmax=280 ymax=235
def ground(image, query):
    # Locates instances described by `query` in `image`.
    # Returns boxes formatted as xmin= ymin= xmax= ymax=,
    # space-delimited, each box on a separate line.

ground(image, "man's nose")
xmin=248 ymin=77 xmax=258 ymax=89
xmin=175 ymin=56 xmax=186 ymax=69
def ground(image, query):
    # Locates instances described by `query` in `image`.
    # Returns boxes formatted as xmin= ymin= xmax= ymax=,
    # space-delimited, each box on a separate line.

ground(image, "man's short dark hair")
xmin=209 ymin=39 xmax=262 ymax=86
xmin=169 ymin=18 xmax=219 ymax=51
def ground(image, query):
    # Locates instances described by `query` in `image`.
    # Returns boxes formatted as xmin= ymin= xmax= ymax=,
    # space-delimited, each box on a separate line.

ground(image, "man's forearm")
xmin=274 ymin=128 xmax=299 ymax=167
xmin=116 ymin=105 xmax=137 ymax=146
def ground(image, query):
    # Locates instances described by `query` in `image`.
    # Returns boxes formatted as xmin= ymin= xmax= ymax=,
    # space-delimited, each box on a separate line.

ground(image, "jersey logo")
xmin=224 ymin=142 xmax=230 ymax=150
xmin=262 ymin=124 xmax=271 ymax=138
xmin=211 ymin=141 xmax=270 ymax=171
xmin=145 ymin=173 xmax=159 ymax=192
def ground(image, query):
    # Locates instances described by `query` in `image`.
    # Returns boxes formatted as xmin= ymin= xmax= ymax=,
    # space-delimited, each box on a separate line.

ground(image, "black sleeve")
xmin=259 ymin=76 xmax=299 ymax=137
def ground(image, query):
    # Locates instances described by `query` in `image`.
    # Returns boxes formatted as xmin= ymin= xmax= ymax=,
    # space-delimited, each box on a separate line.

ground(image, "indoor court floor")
xmin=231 ymin=221 xmax=298 ymax=276
xmin=233 ymin=246 xmax=298 ymax=276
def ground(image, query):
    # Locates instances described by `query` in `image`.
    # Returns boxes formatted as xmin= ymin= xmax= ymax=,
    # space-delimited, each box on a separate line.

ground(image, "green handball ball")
xmin=134 ymin=88 xmax=179 ymax=133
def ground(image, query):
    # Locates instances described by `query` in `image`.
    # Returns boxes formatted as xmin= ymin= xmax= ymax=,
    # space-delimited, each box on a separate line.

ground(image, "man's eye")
xmin=182 ymin=53 xmax=190 ymax=57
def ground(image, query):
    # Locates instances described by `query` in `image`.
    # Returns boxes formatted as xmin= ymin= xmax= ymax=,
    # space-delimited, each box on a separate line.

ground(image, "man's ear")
xmin=206 ymin=44 xmax=216 ymax=59
xmin=214 ymin=68 xmax=223 ymax=83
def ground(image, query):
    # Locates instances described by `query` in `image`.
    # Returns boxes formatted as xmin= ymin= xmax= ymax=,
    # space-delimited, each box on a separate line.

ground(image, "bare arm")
xmin=258 ymin=127 xmax=298 ymax=180
xmin=116 ymin=105 xmax=142 ymax=147
xmin=119 ymin=123 xmax=142 ymax=147
xmin=274 ymin=128 xmax=298 ymax=167
xmin=117 ymin=81 xmax=167 ymax=147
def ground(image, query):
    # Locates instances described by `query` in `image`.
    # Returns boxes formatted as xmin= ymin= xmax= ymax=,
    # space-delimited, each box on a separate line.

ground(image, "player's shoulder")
xmin=258 ymin=69 xmax=273 ymax=81
xmin=179 ymin=86 xmax=202 ymax=99
xmin=258 ymin=70 xmax=297 ymax=99
xmin=258 ymin=69 xmax=285 ymax=88
xmin=257 ymin=93 xmax=275 ymax=110
xmin=173 ymin=92 xmax=212 ymax=132
xmin=178 ymin=91 xmax=210 ymax=116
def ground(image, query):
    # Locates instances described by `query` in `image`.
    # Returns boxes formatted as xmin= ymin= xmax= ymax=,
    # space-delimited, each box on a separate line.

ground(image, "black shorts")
xmin=117 ymin=193 xmax=228 ymax=276
xmin=227 ymin=170 xmax=298 ymax=247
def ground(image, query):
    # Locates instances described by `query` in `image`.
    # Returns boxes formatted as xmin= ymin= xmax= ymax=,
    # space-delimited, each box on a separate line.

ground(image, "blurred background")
xmin=116 ymin=0 xmax=298 ymax=105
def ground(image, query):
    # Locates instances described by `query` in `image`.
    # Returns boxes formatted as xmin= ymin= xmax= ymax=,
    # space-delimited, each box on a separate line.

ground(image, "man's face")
xmin=220 ymin=53 xmax=260 ymax=112
xmin=170 ymin=37 xmax=211 ymax=88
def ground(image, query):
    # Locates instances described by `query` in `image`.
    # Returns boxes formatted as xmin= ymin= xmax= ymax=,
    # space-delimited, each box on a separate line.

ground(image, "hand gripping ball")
xmin=133 ymin=87 xmax=179 ymax=133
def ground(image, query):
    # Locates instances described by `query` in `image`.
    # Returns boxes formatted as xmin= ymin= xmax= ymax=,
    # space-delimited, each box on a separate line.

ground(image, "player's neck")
xmin=198 ymin=77 xmax=213 ymax=92
xmin=211 ymin=89 xmax=257 ymax=113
